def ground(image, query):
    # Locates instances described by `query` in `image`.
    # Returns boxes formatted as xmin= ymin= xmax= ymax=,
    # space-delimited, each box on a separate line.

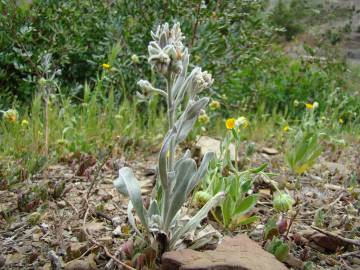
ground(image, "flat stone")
xmin=197 ymin=136 xmax=235 ymax=160
xmin=161 ymin=234 xmax=288 ymax=270
xmin=261 ymin=147 xmax=279 ymax=155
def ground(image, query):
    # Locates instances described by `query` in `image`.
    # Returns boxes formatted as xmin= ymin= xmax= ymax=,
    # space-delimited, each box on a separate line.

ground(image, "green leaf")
xmin=127 ymin=201 xmax=144 ymax=239
xmin=187 ymin=151 xmax=215 ymax=195
xmin=175 ymin=97 xmax=209 ymax=143
xmin=158 ymin=131 xmax=176 ymax=190
xmin=164 ymin=158 xmax=197 ymax=228
xmin=236 ymin=215 xmax=258 ymax=225
xmin=274 ymin=242 xmax=289 ymax=262
xmin=222 ymin=195 xmax=234 ymax=228
xmin=117 ymin=167 xmax=148 ymax=230
xmin=169 ymin=192 xmax=225 ymax=248
xmin=234 ymin=194 xmax=258 ymax=217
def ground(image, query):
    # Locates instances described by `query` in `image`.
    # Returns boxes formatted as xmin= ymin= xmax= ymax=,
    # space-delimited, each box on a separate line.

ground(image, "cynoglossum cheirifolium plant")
xmin=114 ymin=23 xmax=224 ymax=256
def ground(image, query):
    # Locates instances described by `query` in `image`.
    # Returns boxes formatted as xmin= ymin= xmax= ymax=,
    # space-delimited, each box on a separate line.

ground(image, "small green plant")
xmin=285 ymin=103 xmax=323 ymax=174
xmin=265 ymin=237 xmax=290 ymax=262
xmin=114 ymin=23 xmax=224 ymax=258
xmin=194 ymin=117 xmax=267 ymax=230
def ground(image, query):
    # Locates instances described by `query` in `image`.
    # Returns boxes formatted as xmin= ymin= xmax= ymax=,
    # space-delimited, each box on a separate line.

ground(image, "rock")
xmin=56 ymin=200 xmax=67 ymax=208
xmin=111 ymin=216 xmax=123 ymax=227
xmin=0 ymin=190 xmax=18 ymax=214
xmin=66 ymin=242 xmax=88 ymax=261
xmin=305 ymin=231 xmax=346 ymax=253
xmin=112 ymin=226 xmax=122 ymax=237
xmin=98 ymin=236 xmax=113 ymax=246
xmin=0 ymin=255 xmax=6 ymax=268
xmin=84 ymin=222 xmax=105 ymax=234
xmin=6 ymin=253 xmax=25 ymax=265
xmin=64 ymin=254 xmax=96 ymax=270
xmin=322 ymin=161 xmax=350 ymax=176
xmin=161 ymin=234 xmax=288 ymax=270
xmin=197 ymin=136 xmax=235 ymax=160
xmin=261 ymin=147 xmax=279 ymax=155
xmin=352 ymin=257 xmax=360 ymax=265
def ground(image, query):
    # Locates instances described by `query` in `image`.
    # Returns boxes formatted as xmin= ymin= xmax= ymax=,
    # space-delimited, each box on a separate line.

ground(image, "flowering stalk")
xmin=114 ymin=23 xmax=224 ymax=256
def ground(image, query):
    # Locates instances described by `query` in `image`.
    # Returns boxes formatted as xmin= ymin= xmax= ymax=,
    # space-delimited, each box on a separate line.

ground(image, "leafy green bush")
xmin=0 ymin=0 xmax=273 ymax=106
xmin=268 ymin=0 xmax=313 ymax=41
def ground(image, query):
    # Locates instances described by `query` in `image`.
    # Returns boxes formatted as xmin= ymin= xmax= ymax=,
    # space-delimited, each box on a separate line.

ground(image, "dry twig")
xmin=311 ymin=226 xmax=360 ymax=247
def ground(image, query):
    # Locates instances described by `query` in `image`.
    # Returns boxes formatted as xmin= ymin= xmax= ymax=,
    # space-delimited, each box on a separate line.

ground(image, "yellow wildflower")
xmin=3 ymin=109 xmax=17 ymax=123
xmin=102 ymin=63 xmax=110 ymax=70
xmin=235 ymin=116 xmax=249 ymax=129
xmin=339 ymin=118 xmax=344 ymax=124
xmin=225 ymin=118 xmax=236 ymax=129
xmin=21 ymin=119 xmax=29 ymax=127
xmin=283 ymin=125 xmax=289 ymax=132
xmin=198 ymin=114 xmax=210 ymax=125
xmin=305 ymin=103 xmax=314 ymax=110
xmin=209 ymin=100 xmax=220 ymax=110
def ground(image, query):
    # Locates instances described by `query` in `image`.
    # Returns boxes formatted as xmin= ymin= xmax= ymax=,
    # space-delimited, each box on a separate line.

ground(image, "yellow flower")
xmin=225 ymin=118 xmax=236 ymax=129
xmin=3 ymin=109 xmax=17 ymax=123
xmin=235 ymin=116 xmax=249 ymax=129
xmin=209 ymin=100 xmax=220 ymax=110
xmin=131 ymin=54 xmax=139 ymax=64
xmin=305 ymin=103 xmax=314 ymax=110
xmin=21 ymin=119 xmax=29 ymax=127
xmin=339 ymin=118 xmax=344 ymax=124
xmin=198 ymin=114 xmax=210 ymax=125
xmin=102 ymin=63 xmax=110 ymax=70
xmin=283 ymin=125 xmax=289 ymax=132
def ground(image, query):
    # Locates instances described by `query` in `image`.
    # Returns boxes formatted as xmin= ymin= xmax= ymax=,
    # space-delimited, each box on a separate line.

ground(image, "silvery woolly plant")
xmin=114 ymin=23 xmax=224 ymax=256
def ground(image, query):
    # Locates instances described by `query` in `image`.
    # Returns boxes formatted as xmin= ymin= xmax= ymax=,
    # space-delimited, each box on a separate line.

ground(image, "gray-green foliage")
xmin=114 ymin=23 xmax=224 ymax=255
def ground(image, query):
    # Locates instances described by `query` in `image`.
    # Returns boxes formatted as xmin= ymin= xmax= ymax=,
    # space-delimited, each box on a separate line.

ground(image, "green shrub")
xmin=0 ymin=0 xmax=273 ymax=106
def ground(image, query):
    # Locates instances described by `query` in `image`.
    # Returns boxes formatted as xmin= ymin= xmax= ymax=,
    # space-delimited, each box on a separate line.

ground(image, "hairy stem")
xmin=163 ymin=76 xmax=175 ymax=233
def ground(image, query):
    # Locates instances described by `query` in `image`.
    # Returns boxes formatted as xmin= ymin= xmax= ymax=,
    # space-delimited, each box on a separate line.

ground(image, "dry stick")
xmin=311 ymin=226 xmax=360 ymax=247
xmin=285 ymin=207 xmax=301 ymax=238
xmin=82 ymin=207 xmax=136 ymax=270
xmin=190 ymin=0 xmax=202 ymax=49
xmin=85 ymin=149 xmax=112 ymax=200
xmin=44 ymin=86 xmax=49 ymax=157
xmin=339 ymin=250 xmax=360 ymax=258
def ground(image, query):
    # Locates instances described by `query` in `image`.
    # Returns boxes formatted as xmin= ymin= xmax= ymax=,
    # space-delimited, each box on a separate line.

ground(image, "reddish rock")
xmin=161 ymin=234 xmax=288 ymax=270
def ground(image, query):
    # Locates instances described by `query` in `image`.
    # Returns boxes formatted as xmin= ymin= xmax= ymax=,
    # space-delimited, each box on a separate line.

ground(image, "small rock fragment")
xmin=261 ymin=147 xmax=279 ymax=155
xmin=64 ymin=254 xmax=96 ymax=270
xmin=112 ymin=226 xmax=122 ymax=237
xmin=66 ymin=242 xmax=88 ymax=261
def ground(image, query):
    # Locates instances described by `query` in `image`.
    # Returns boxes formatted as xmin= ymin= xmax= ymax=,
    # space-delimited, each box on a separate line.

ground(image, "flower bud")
xmin=209 ymin=100 xmax=220 ymax=110
xmin=38 ymin=77 xmax=47 ymax=87
xmin=313 ymin=101 xmax=319 ymax=109
xmin=273 ymin=193 xmax=295 ymax=213
xmin=21 ymin=119 xmax=29 ymax=127
xmin=194 ymin=191 xmax=211 ymax=207
xmin=193 ymin=69 xmax=213 ymax=94
xmin=131 ymin=54 xmax=139 ymax=64
xmin=137 ymin=80 xmax=153 ymax=92
xmin=198 ymin=113 xmax=210 ymax=125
